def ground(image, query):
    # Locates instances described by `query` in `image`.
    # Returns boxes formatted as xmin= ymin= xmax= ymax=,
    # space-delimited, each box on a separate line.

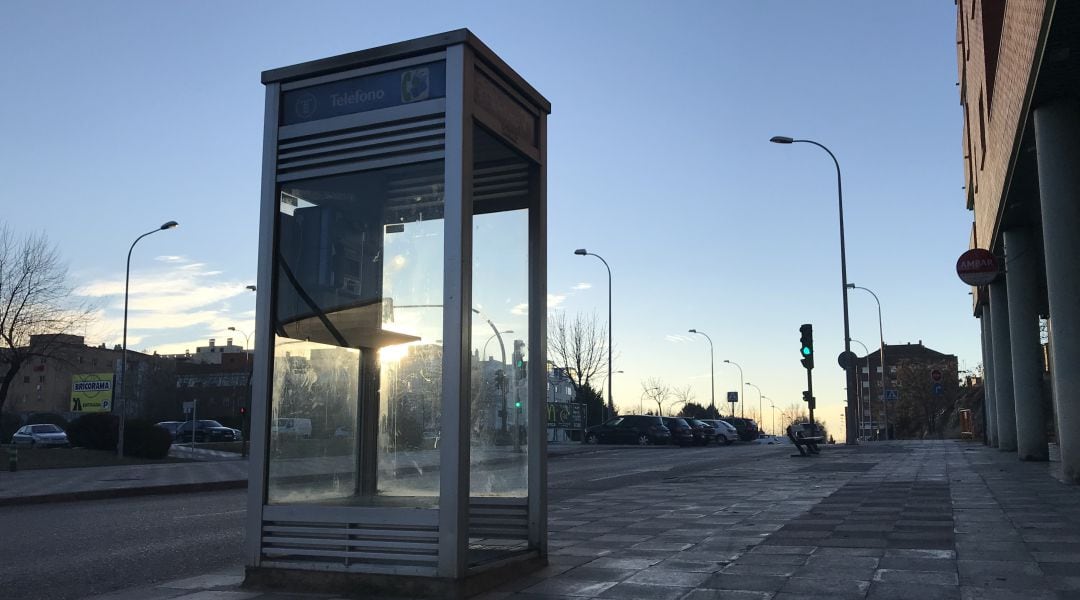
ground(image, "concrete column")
xmin=1035 ymin=101 xmax=1080 ymax=482
xmin=989 ymin=278 xmax=1017 ymax=451
xmin=981 ymin=309 xmax=998 ymax=447
xmin=1004 ymin=228 xmax=1048 ymax=460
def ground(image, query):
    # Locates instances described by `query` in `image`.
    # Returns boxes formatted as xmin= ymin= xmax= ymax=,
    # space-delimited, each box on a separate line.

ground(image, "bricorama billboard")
xmin=71 ymin=373 xmax=115 ymax=413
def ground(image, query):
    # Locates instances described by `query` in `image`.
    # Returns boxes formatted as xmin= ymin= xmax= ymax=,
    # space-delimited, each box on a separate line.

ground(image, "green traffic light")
xmin=514 ymin=401 xmax=522 ymax=408
xmin=801 ymin=346 xmax=812 ymax=356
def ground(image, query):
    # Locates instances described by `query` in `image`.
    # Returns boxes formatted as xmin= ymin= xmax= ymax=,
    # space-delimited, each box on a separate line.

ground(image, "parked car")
xmin=271 ymin=417 xmax=312 ymax=438
xmin=660 ymin=417 xmax=694 ymax=446
xmin=584 ymin=415 xmax=671 ymax=446
xmin=155 ymin=421 xmax=183 ymax=440
xmin=702 ymin=419 xmax=738 ymax=445
xmin=176 ymin=420 xmax=242 ymax=443
xmin=685 ymin=418 xmax=716 ymax=446
xmin=11 ymin=424 xmax=69 ymax=447
xmin=721 ymin=417 xmax=760 ymax=442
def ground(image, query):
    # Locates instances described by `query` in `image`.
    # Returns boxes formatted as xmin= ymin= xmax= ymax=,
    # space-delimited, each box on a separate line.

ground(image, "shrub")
xmin=1 ymin=411 xmax=23 ymax=444
xmin=123 ymin=420 xmax=173 ymax=459
xmin=67 ymin=413 xmax=119 ymax=451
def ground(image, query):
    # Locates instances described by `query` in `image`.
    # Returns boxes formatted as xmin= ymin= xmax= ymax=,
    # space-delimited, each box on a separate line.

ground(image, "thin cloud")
xmin=548 ymin=294 xmax=566 ymax=309
xmin=666 ymin=334 xmax=693 ymax=343
xmin=572 ymin=282 xmax=592 ymax=291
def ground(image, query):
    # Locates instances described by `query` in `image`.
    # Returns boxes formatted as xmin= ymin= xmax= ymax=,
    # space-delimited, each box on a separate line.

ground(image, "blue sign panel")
xmin=932 ymin=383 xmax=944 ymax=396
xmin=281 ymin=62 xmax=447 ymax=126
xmin=727 ymin=391 xmax=739 ymax=403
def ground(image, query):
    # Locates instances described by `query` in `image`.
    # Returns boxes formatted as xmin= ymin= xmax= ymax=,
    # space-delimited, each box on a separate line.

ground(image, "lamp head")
xmin=574 ymin=248 xmax=587 ymax=256
xmin=160 ymin=221 xmax=179 ymax=230
xmin=228 ymin=327 xmax=237 ymax=332
xmin=769 ymin=136 xmax=794 ymax=144
xmin=246 ymin=285 xmax=257 ymax=292
xmin=723 ymin=359 xmax=731 ymax=364
xmin=688 ymin=328 xmax=697 ymax=333
xmin=845 ymin=283 xmax=855 ymax=289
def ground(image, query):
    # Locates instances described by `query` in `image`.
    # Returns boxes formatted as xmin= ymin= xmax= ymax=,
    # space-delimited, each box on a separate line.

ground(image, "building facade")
xmin=956 ymin=1 xmax=1080 ymax=476
xmin=856 ymin=341 xmax=959 ymax=440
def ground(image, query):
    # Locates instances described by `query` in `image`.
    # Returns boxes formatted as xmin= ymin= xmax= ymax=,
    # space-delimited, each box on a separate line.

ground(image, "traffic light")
xmin=514 ymin=400 xmax=522 ymax=409
xmin=239 ymin=406 xmax=247 ymax=416
xmin=516 ymin=359 xmax=527 ymax=380
xmin=802 ymin=391 xmax=816 ymax=410
xmin=799 ymin=323 xmax=814 ymax=370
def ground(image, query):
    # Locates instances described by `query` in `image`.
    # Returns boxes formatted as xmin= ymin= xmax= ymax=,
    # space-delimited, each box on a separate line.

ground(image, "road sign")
xmin=932 ymin=383 xmax=944 ymax=396
xmin=884 ymin=389 xmax=899 ymax=401
xmin=956 ymin=248 xmax=999 ymax=286
xmin=183 ymin=401 xmax=195 ymax=414
xmin=727 ymin=391 xmax=739 ymax=403
xmin=931 ymin=369 xmax=943 ymax=383
xmin=837 ymin=351 xmax=859 ymax=370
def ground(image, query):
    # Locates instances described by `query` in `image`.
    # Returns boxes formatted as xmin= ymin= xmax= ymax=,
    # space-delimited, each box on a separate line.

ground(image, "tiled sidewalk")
xmin=84 ymin=440 xmax=1080 ymax=599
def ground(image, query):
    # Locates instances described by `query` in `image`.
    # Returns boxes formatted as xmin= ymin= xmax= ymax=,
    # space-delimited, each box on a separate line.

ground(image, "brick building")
xmin=855 ymin=341 xmax=959 ymax=440
xmin=956 ymin=1 xmax=1080 ymax=476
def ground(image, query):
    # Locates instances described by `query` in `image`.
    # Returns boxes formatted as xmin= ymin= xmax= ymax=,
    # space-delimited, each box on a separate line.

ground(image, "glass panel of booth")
xmin=469 ymin=125 xmax=531 ymax=501
xmin=268 ymin=160 xmax=445 ymax=506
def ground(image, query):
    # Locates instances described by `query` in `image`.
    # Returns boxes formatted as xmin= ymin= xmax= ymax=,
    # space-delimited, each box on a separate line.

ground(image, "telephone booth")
xmin=244 ymin=30 xmax=550 ymax=597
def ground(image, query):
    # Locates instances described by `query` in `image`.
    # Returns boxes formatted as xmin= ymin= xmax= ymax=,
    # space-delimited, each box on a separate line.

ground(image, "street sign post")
xmin=884 ymin=389 xmax=899 ymax=401
xmin=727 ymin=391 xmax=739 ymax=403
xmin=932 ymin=383 xmax=944 ymax=396
xmin=837 ymin=351 xmax=859 ymax=370
xmin=931 ymin=369 xmax=943 ymax=383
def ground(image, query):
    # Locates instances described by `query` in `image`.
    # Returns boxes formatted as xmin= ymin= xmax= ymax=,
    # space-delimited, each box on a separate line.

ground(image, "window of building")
xmin=38 ymin=375 xmax=45 ymax=383
xmin=978 ymin=90 xmax=987 ymax=170
xmin=22 ymin=375 xmax=29 ymax=384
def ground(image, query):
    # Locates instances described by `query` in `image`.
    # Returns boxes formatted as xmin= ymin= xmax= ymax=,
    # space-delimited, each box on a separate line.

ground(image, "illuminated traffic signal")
xmin=799 ymin=323 xmax=814 ymax=370
xmin=514 ymin=400 xmax=522 ymax=409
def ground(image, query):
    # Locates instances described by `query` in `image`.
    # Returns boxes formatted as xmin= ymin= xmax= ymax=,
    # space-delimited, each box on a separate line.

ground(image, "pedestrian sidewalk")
xmin=0 ymin=441 xmax=607 ymax=506
xmin=82 ymin=440 xmax=1080 ymax=600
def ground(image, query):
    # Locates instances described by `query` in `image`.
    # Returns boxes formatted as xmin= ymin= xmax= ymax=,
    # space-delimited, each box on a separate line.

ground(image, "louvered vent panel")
xmin=262 ymin=519 xmax=439 ymax=570
xmin=277 ymin=115 xmax=445 ymax=179
xmin=469 ymin=498 xmax=528 ymax=539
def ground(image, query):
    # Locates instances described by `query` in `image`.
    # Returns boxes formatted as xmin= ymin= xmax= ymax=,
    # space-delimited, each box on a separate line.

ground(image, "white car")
xmin=11 ymin=424 xmax=69 ymax=447
xmin=705 ymin=419 xmax=739 ymax=445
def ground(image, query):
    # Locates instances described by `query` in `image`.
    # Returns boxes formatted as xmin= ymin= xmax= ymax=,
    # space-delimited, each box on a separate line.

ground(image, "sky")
xmin=0 ymin=1 xmax=976 ymax=438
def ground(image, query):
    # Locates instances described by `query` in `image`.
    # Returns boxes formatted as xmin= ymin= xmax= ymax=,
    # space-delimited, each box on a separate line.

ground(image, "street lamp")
xmin=688 ymin=329 xmax=715 ymax=413
xmin=848 ymin=283 xmax=888 ymax=440
xmin=850 ymin=338 xmax=872 ymax=441
xmin=770 ymin=135 xmax=856 ymax=444
xmin=765 ymin=397 xmax=774 ymax=436
xmin=117 ymin=220 xmax=178 ymax=457
xmin=574 ymin=248 xmax=613 ymax=419
xmin=745 ymin=381 xmax=762 ymax=432
xmin=721 ymin=359 xmax=743 ymax=419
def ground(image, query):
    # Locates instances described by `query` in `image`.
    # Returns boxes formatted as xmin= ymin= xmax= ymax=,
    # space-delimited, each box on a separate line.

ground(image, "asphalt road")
xmin=0 ymin=442 xmax=788 ymax=600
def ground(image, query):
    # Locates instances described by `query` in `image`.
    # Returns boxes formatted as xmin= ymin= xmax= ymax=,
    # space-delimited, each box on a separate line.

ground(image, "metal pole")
xmin=850 ymin=285 xmax=887 ymax=440
xmin=851 ymin=339 xmax=872 ymax=440
xmin=772 ymin=137 xmax=855 ymax=444
xmin=746 ymin=382 xmax=762 ymax=432
xmin=689 ymin=330 xmax=715 ymax=413
xmin=117 ymin=222 xmax=176 ymax=457
xmin=723 ymin=360 xmax=743 ymax=419
xmin=575 ymin=250 xmax=613 ymax=419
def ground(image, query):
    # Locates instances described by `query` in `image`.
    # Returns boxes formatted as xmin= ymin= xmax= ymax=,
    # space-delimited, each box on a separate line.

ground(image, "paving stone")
xmin=959 ymin=587 xmax=1057 ymax=599
xmin=778 ymin=576 xmax=869 ymax=598
xmin=878 ymin=557 xmax=957 ymax=572
xmin=681 ymin=590 xmax=773 ymax=600
xmin=594 ymin=582 xmax=693 ymax=600
xmin=873 ymin=569 xmax=959 ymax=585
xmin=866 ymin=582 xmax=960 ymax=599
xmin=519 ymin=578 xmax=619 ymax=597
xmin=701 ymin=574 xmax=788 ymax=592
xmin=624 ymin=568 xmax=711 ymax=588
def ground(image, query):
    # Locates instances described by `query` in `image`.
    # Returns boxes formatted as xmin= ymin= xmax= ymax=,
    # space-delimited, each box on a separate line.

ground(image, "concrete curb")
xmin=0 ymin=479 xmax=248 ymax=507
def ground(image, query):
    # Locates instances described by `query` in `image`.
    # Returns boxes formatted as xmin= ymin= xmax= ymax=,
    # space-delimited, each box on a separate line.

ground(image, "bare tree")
xmin=0 ymin=225 xmax=92 ymax=413
xmin=673 ymin=384 xmax=696 ymax=408
xmin=641 ymin=377 xmax=671 ymax=416
xmin=548 ymin=311 xmax=607 ymax=393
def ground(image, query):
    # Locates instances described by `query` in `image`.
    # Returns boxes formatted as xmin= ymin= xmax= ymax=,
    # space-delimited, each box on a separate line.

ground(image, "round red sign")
xmin=956 ymin=248 xmax=999 ymax=286
xmin=931 ymin=369 xmax=942 ymax=383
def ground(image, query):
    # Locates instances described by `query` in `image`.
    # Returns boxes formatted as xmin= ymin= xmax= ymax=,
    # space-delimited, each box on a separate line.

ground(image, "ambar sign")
xmin=956 ymin=248 xmax=999 ymax=286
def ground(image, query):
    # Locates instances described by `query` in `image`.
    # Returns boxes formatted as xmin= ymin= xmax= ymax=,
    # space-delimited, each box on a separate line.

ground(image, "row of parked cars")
xmin=584 ymin=415 xmax=760 ymax=447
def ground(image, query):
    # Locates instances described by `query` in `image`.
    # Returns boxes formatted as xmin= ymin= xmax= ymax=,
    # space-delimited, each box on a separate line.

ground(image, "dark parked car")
xmin=155 ymin=421 xmax=183 ymax=440
xmin=175 ymin=420 xmax=242 ymax=443
xmin=584 ymin=415 xmax=671 ymax=446
xmin=685 ymin=419 xmax=716 ymax=446
xmin=660 ymin=417 xmax=694 ymax=446
xmin=722 ymin=417 xmax=760 ymax=442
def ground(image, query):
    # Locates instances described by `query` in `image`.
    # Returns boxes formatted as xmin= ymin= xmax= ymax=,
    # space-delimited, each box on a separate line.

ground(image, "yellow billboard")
xmin=71 ymin=372 xmax=115 ymax=413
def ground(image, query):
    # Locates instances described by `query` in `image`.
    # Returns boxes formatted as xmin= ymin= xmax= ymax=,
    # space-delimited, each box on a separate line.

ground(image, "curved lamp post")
xmin=848 ymin=283 xmax=888 ymax=439
xmin=722 ymin=359 xmax=743 ymax=419
xmin=117 ymin=220 xmax=178 ymax=457
xmin=764 ymin=396 xmax=774 ymax=436
xmin=770 ymin=135 xmax=855 ymax=444
xmin=688 ymin=329 xmax=715 ymax=413
xmin=745 ymin=382 xmax=762 ymax=432
xmin=574 ymin=248 xmax=613 ymax=419
xmin=850 ymin=338 xmax=872 ymax=440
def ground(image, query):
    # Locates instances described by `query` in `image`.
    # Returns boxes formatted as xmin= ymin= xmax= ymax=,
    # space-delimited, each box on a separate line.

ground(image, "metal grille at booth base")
xmin=261 ymin=500 xmax=528 ymax=569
